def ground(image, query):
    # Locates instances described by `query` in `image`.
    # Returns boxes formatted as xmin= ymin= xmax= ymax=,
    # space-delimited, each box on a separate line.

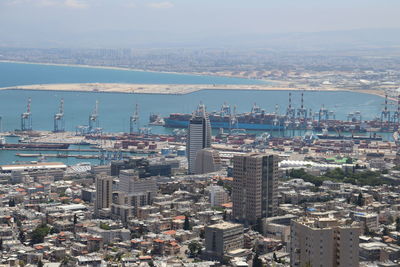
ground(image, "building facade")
xmin=205 ymin=222 xmax=244 ymax=258
xmin=94 ymin=175 xmax=113 ymax=217
xmin=232 ymin=153 xmax=278 ymax=224
xmin=187 ymin=104 xmax=212 ymax=174
xmin=194 ymin=148 xmax=222 ymax=174
xmin=290 ymin=218 xmax=360 ymax=267
xmin=111 ymin=170 xmax=157 ymax=223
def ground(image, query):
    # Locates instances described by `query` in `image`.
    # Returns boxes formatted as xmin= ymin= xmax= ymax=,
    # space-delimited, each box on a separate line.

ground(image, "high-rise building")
xmin=94 ymin=175 xmax=113 ymax=217
xmin=187 ymin=104 xmax=211 ymax=174
xmin=232 ymin=153 xmax=278 ymax=225
xmin=205 ymin=222 xmax=244 ymax=259
xmin=290 ymin=218 xmax=360 ymax=267
xmin=194 ymin=148 xmax=222 ymax=174
xmin=111 ymin=169 xmax=157 ymax=223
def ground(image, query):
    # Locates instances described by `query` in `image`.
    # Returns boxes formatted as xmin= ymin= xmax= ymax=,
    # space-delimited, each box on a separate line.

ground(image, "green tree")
xmin=396 ymin=217 xmax=400 ymax=232
xmin=30 ymin=224 xmax=51 ymax=245
xmin=183 ymin=215 xmax=191 ymax=230
xmin=252 ymin=252 xmax=263 ymax=267
xmin=8 ymin=198 xmax=15 ymax=207
xmin=273 ymin=252 xmax=278 ymax=262
xmin=188 ymin=241 xmax=202 ymax=257
xmin=357 ymin=192 xmax=364 ymax=206
xmin=383 ymin=226 xmax=389 ymax=236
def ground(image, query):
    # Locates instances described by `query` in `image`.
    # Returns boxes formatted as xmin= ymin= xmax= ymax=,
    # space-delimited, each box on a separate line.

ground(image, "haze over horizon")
xmin=1 ymin=0 xmax=400 ymax=49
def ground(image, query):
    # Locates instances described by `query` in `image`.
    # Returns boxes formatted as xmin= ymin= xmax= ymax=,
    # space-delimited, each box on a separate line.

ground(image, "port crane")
xmin=297 ymin=93 xmax=308 ymax=120
xmin=21 ymin=97 xmax=32 ymax=131
xmin=130 ymin=104 xmax=140 ymax=134
xmin=88 ymin=100 xmax=101 ymax=134
xmin=286 ymin=92 xmax=296 ymax=119
xmin=53 ymin=98 xmax=65 ymax=132
xmin=381 ymin=94 xmax=391 ymax=124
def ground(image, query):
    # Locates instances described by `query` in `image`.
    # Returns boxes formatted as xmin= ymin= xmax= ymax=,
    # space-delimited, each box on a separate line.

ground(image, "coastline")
xmin=0 ymin=59 xmax=269 ymax=83
xmin=0 ymin=82 xmax=387 ymax=98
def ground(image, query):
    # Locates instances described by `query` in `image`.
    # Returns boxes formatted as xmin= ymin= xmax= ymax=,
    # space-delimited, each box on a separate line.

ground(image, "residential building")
xmin=194 ymin=148 xmax=222 ymax=174
xmin=290 ymin=218 xmax=360 ymax=267
xmin=232 ymin=153 xmax=278 ymax=224
xmin=205 ymin=222 xmax=244 ymax=259
xmin=94 ymin=175 xmax=113 ymax=217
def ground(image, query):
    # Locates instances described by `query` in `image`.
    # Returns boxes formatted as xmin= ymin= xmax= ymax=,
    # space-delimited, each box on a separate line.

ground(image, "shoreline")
xmin=0 ymin=82 xmax=388 ymax=98
xmin=0 ymin=59 xmax=270 ymax=83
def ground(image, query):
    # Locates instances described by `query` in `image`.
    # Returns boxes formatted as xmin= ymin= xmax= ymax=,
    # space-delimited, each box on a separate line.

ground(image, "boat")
xmin=163 ymin=103 xmax=286 ymax=131
xmin=0 ymin=143 xmax=70 ymax=149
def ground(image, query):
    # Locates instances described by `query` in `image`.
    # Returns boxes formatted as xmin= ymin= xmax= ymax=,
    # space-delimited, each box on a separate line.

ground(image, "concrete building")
xmin=205 ymin=222 xmax=244 ymax=259
xmin=290 ymin=218 xmax=360 ymax=267
xmin=208 ymin=185 xmax=229 ymax=207
xmin=232 ymin=153 xmax=278 ymax=224
xmin=94 ymin=175 xmax=113 ymax=217
xmin=187 ymin=104 xmax=212 ymax=174
xmin=194 ymin=148 xmax=222 ymax=174
xmin=111 ymin=169 xmax=157 ymax=223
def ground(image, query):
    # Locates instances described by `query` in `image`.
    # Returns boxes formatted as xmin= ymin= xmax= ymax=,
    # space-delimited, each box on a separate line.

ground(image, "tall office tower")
xmin=290 ymin=218 xmax=360 ymax=267
xmin=94 ymin=175 xmax=113 ymax=217
xmin=194 ymin=148 xmax=222 ymax=174
xmin=187 ymin=104 xmax=212 ymax=174
xmin=232 ymin=153 xmax=278 ymax=225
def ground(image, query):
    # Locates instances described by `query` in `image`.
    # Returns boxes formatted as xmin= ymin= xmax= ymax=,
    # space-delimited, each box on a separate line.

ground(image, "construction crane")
xmin=392 ymin=95 xmax=400 ymax=126
xmin=21 ymin=97 xmax=32 ymax=131
xmin=297 ymin=92 xmax=307 ymax=120
xmin=53 ymin=98 xmax=65 ymax=132
xmin=286 ymin=92 xmax=296 ymax=119
xmin=130 ymin=104 xmax=140 ymax=134
xmin=88 ymin=100 xmax=100 ymax=133
xmin=381 ymin=94 xmax=391 ymax=124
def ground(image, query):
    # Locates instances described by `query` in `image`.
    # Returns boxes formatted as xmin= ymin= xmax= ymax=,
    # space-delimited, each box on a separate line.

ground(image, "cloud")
xmin=64 ymin=0 xmax=87 ymax=8
xmin=3 ymin=0 xmax=88 ymax=8
xmin=147 ymin=1 xmax=174 ymax=9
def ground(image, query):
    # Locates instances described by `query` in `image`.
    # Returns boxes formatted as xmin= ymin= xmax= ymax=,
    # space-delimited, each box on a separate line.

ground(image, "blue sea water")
xmin=0 ymin=61 xmax=265 ymax=88
xmin=0 ymin=62 xmax=391 ymax=165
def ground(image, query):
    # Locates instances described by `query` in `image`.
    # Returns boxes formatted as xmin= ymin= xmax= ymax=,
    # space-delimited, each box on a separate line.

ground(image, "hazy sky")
xmin=1 ymin=0 xmax=400 ymax=48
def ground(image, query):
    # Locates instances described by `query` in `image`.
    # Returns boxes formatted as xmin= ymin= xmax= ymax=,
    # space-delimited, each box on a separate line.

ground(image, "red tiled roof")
xmin=163 ymin=230 xmax=177 ymax=235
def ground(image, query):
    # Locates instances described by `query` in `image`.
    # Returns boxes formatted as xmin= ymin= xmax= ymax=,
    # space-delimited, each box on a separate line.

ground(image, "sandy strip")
xmin=0 ymin=83 xmax=384 ymax=98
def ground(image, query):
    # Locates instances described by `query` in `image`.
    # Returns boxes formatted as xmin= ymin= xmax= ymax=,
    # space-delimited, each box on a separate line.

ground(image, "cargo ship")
xmin=0 ymin=142 xmax=70 ymax=149
xmin=162 ymin=104 xmax=286 ymax=131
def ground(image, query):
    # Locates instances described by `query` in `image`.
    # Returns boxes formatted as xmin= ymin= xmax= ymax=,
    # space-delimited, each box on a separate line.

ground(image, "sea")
xmin=0 ymin=61 xmax=391 ymax=165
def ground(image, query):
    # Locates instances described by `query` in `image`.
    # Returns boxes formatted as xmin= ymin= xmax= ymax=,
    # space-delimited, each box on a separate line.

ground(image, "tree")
xmin=18 ymin=229 xmax=25 ymax=243
xmin=37 ymin=260 xmax=44 ymax=267
xmin=383 ymin=226 xmax=389 ymax=236
xmin=73 ymin=214 xmax=78 ymax=225
xmin=357 ymin=192 xmax=364 ymax=206
xmin=183 ymin=215 xmax=191 ymax=230
xmin=223 ymin=210 xmax=227 ymax=221
xmin=396 ymin=217 xmax=400 ymax=232
xmin=273 ymin=252 xmax=278 ymax=262
xmin=8 ymin=198 xmax=15 ymax=207
xmin=252 ymin=252 xmax=263 ymax=267
xmin=188 ymin=241 xmax=202 ymax=257
xmin=30 ymin=224 xmax=51 ymax=245
xmin=0 ymin=238 xmax=3 ymax=251
xmin=199 ymin=229 xmax=205 ymax=239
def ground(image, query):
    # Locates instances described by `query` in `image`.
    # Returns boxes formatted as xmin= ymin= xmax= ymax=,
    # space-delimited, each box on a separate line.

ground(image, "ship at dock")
xmin=0 ymin=137 xmax=70 ymax=150
xmin=158 ymin=93 xmax=400 ymax=133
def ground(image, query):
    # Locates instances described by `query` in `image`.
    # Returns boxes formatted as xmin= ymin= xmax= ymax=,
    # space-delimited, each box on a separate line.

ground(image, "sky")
xmin=1 ymin=0 xmax=400 ymax=48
